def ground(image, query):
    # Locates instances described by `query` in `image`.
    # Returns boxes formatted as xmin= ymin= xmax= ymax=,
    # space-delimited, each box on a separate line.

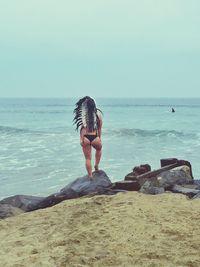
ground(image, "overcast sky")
xmin=0 ymin=0 xmax=200 ymax=98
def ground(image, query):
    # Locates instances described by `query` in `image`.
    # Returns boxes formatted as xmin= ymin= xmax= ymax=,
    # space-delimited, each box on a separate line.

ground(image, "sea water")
xmin=0 ymin=97 xmax=200 ymax=199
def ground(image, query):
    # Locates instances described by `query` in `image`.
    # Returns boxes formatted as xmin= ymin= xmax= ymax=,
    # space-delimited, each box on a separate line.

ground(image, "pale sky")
xmin=0 ymin=0 xmax=200 ymax=98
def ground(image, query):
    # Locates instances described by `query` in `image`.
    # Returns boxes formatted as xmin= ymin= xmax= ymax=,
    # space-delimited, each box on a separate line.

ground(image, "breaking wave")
xmin=109 ymin=128 xmax=195 ymax=138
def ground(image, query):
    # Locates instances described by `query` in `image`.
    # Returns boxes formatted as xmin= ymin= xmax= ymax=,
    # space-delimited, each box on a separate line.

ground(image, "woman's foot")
xmin=87 ymin=172 xmax=93 ymax=179
xmin=88 ymin=175 xmax=95 ymax=180
xmin=94 ymin=165 xmax=99 ymax=171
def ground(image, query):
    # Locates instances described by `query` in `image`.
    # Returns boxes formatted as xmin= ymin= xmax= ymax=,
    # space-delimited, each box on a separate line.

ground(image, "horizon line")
xmin=1 ymin=96 xmax=200 ymax=99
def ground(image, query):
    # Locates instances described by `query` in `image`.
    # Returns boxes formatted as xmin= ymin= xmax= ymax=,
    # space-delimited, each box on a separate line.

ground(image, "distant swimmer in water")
xmin=172 ymin=108 xmax=175 ymax=113
xmin=73 ymin=96 xmax=103 ymax=179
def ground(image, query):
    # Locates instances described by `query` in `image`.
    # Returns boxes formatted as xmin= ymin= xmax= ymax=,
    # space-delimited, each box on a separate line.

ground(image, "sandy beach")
xmin=0 ymin=192 xmax=200 ymax=267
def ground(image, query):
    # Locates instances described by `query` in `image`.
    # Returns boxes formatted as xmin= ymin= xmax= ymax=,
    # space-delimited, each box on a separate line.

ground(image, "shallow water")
xmin=0 ymin=97 xmax=200 ymax=199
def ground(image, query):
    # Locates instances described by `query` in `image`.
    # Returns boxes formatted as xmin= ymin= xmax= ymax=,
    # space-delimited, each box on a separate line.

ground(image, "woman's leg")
xmin=91 ymin=137 xmax=102 ymax=171
xmin=82 ymin=139 xmax=93 ymax=177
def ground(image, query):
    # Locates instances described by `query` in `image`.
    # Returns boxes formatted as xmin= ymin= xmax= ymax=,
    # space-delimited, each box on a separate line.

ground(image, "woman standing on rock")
xmin=73 ymin=96 xmax=103 ymax=179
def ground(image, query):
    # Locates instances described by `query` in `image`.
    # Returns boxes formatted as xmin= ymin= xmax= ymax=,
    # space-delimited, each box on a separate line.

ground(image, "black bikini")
xmin=84 ymin=134 xmax=98 ymax=143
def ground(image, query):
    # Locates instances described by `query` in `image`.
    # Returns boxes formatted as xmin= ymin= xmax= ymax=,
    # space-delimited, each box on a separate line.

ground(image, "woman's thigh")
xmin=82 ymin=140 xmax=92 ymax=159
xmin=91 ymin=137 xmax=102 ymax=150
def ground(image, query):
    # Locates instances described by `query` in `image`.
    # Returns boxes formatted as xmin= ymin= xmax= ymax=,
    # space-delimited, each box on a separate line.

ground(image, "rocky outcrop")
xmin=29 ymin=170 xmax=112 ymax=211
xmin=0 ymin=170 xmax=112 ymax=216
xmin=121 ymin=158 xmax=200 ymax=198
xmin=140 ymin=165 xmax=192 ymax=194
xmin=0 ymin=159 xmax=199 ymax=219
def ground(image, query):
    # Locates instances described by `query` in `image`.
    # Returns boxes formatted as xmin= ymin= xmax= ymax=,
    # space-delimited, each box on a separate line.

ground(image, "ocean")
xmin=0 ymin=97 xmax=200 ymax=200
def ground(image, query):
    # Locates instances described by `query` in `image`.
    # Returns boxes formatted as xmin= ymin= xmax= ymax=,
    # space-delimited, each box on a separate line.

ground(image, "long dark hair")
xmin=73 ymin=96 xmax=102 ymax=131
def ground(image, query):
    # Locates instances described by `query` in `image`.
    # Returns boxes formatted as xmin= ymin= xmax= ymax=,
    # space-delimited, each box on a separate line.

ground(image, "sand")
xmin=0 ymin=192 xmax=200 ymax=267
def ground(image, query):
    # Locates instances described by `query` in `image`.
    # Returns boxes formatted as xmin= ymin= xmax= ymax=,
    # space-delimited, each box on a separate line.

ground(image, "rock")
xmin=28 ymin=192 xmax=74 ymax=211
xmin=193 ymin=180 xmax=200 ymax=189
xmin=160 ymin=158 xmax=178 ymax=167
xmin=126 ymin=163 xmax=180 ymax=186
xmin=0 ymin=204 xmax=24 ymax=219
xmin=124 ymin=160 xmax=194 ymax=195
xmin=124 ymin=172 xmax=137 ymax=181
xmin=160 ymin=158 xmax=194 ymax=179
xmin=175 ymin=182 xmax=200 ymax=190
xmin=60 ymin=170 xmax=112 ymax=195
xmin=139 ymin=180 xmax=165 ymax=195
xmin=0 ymin=195 xmax=45 ymax=212
xmin=132 ymin=159 xmax=194 ymax=187
xmin=138 ymin=165 xmax=193 ymax=195
xmin=112 ymin=180 xmax=141 ymax=191
xmin=155 ymin=165 xmax=193 ymax=189
xmin=171 ymin=185 xmax=200 ymax=198
xmin=125 ymin=164 xmax=151 ymax=181
xmin=192 ymin=192 xmax=200 ymax=200
xmin=133 ymin=164 xmax=151 ymax=175
xmin=29 ymin=170 xmax=112 ymax=211
xmin=0 ymin=170 xmax=112 ymax=214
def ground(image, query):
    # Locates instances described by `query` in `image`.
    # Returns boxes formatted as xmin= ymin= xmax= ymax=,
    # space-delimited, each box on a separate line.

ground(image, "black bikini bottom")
xmin=84 ymin=134 xmax=98 ymax=143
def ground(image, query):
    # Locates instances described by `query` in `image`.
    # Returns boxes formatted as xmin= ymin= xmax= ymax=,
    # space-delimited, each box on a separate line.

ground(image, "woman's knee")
xmin=97 ymin=145 xmax=102 ymax=151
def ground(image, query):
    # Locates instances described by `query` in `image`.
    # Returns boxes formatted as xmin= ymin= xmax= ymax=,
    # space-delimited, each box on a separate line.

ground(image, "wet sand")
xmin=0 ymin=192 xmax=200 ymax=267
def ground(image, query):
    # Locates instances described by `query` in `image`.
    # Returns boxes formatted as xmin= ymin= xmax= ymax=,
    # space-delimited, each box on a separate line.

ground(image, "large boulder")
xmin=139 ymin=165 xmax=193 ymax=194
xmin=60 ymin=170 xmax=112 ymax=196
xmin=155 ymin=165 xmax=193 ymax=189
xmin=160 ymin=158 xmax=194 ymax=178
